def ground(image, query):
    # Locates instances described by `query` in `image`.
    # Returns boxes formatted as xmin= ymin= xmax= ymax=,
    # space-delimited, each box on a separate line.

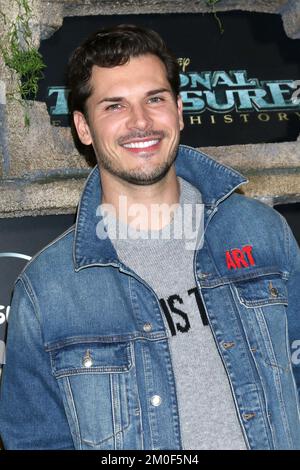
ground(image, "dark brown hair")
xmin=67 ymin=24 xmax=180 ymax=117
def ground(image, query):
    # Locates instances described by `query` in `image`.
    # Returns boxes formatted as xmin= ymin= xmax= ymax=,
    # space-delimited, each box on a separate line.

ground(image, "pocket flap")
xmin=233 ymin=275 xmax=288 ymax=307
xmin=51 ymin=341 xmax=132 ymax=378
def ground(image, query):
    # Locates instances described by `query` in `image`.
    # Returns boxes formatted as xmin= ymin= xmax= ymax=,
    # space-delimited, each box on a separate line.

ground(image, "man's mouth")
xmin=122 ymin=139 xmax=160 ymax=150
xmin=119 ymin=133 xmax=163 ymax=154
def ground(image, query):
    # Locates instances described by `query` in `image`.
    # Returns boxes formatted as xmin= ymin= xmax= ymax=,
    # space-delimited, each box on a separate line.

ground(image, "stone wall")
xmin=0 ymin=0 xmax=299 ymax=217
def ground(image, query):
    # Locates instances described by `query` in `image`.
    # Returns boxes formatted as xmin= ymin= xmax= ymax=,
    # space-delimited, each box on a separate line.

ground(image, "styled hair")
xmin=67 ymin=24 xmax=180 ymax=117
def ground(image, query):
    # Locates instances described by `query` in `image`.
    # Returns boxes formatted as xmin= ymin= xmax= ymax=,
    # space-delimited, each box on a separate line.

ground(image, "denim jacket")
xmin=0 ymin=145 xmax=300 ymax=450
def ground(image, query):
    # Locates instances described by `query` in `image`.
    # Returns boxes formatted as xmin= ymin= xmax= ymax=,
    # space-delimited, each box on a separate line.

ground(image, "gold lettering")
xmin=210 ymin=115 xmax=216 ymax=124
xmin=277 ymin=112 xmax=289 ymax=121
xmin=240 ymin=113 xmax=249 ymax=123
xmin=258 ymin=113 xmax=270 ymax=122
xmin=295 ymin=112 xmax=300 ymax=119
xmin=190 ymin=115 xmax=202 ymax=125
xmin=177 ymin=57 xmax=190 ymax=72
xmin=224 ymin=114 xmax=233 ymax=123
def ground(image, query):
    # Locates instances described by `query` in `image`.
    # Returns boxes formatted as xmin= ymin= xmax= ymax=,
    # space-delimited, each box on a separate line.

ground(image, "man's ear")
xmin=177 ymin=95 xmax=184 ymax=131
xmin=73 ymin=111 xmax=93 ymax=145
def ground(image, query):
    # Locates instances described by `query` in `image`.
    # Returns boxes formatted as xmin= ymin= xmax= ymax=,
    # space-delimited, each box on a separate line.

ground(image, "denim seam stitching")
xmin=110 ymin=374 xmax=117 ymax=449
xmin=45 ymin=333 xmax=168 ymax=351
xmin=228 ymin=283 xmax=272 ymax=448
xmin=18 ymin=275 xmax=41 ymax=324
xmin=141 ymin=342 xmax=155 ymax=449
xmin=200 ymin=269 xmax=286 ymax=288
xmin=132 ymin=341 xmax=144 ymax=450
xmin=65 ymin=376 xmax=82 ymax=450
xmin=250 ymin=347 xmax=276 ymax=450
xmin=254 ymin=306 xmax=293 ymax=448
xmin=53 ymin=367 xmax=131 ymax=378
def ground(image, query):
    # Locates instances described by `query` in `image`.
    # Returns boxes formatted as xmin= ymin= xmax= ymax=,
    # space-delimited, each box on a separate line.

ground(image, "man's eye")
xmin=106 ymin=103 xmax=123 ymax=111
xmin=148 ymin=96 xmax=163 ymax=103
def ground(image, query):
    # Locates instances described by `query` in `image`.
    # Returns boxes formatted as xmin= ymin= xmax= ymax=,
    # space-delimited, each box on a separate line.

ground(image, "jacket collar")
xmin=73 ymin=144 xmax=247 ymax=270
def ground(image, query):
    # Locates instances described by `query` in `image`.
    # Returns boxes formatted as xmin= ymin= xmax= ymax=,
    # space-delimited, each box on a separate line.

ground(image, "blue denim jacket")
xmin=1 ymin=145 xmax=300 ymax=450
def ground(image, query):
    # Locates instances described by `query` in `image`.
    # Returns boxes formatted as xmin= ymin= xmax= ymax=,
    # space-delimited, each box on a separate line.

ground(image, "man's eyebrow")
xmin=97 ymin=96 xmax=124 ymax=105
xmin=145 ymin=88 xmax=172 ymax=97
xmin=97 ymin=88 xmax=172 ymax=105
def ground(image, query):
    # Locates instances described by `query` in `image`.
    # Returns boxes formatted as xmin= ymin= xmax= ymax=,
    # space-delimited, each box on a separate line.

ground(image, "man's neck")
xmin=100 ymin=166 xmax=180 ymax=231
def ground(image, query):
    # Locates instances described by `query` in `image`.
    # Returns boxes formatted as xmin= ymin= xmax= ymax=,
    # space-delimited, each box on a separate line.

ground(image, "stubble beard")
xmin=95 ymin=133 xmax=180 ymax=186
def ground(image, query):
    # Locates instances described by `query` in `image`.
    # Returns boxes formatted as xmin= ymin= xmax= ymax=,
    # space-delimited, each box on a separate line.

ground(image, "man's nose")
xmin=127 ymin=104 xmax=153 ymax=130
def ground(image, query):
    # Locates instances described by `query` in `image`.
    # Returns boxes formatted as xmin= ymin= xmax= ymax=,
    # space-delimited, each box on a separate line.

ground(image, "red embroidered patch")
xmin=225 ymin=245 xmax=255 ymax=270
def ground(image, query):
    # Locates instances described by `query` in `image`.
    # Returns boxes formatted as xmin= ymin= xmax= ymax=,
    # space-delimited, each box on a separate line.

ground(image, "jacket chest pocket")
xmin=50 ymin=341 xmax=133 ymax=449
xmin=232 ymin=274 xmax=290 ymax=370
xmin=233 ymin=275 xmax=288 ymax=309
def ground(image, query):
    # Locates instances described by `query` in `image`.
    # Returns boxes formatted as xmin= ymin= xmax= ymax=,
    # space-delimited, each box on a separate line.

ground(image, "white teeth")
xmin=123 ymin=139 xmax=159 ymax=149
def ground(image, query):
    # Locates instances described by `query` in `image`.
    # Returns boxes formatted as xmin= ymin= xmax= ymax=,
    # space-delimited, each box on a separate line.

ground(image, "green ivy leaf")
xmin=0 ymin=0 xmax=46 ymax=126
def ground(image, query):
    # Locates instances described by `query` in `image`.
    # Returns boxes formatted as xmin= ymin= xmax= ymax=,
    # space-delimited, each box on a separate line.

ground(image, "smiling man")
xmin=73 ymin=51 xmax=184 ymax=231
xmin=0 ymin=24 xmax=300 ymax=450
xmin=74 ymin=55 xmax=183 ymax=185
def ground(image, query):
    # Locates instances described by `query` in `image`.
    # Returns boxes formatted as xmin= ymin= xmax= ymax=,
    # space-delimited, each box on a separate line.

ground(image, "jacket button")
xmin=269 ymin=282 xmax=278 ymax=298
xmin=143 ymin=322 xmax=152 ymax=332
xmin=151 ymin=395 xmax=162 ymax=407
xmin=83 ymin=350 xmax=93 ymax=368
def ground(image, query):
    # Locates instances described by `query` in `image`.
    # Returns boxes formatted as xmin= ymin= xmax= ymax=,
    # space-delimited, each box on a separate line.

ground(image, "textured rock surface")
xmin=7 ymin=100 xmax=87 ymax=177
xmin=204 ymin=143 xmax=300 ymax=205
xmin=281 ymin=0 xmax=300 ymax=39
xmin=203 ymin=140 xmax=300 ymax=172
xmin=0 ymin=178 xmax=86 ymax=217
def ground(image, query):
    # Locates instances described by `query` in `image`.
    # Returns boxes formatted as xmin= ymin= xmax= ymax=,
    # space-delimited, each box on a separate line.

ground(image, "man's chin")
xmin=117 ymin=165 xmax=172 ymax=186
xmin=121 ymin=172 xmax=169 ymax=186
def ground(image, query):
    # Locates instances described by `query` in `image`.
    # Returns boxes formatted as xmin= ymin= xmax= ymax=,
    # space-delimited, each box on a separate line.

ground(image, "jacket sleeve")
xmin=284 ymin=218 xmax=300 ymax=403
xmin=0 ymin=276 xmax=74 ymax=449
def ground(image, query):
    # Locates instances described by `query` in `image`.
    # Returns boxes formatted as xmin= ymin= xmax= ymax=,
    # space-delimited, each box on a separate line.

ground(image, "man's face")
xmin=74 ymin=54 xmax=184 ymax=185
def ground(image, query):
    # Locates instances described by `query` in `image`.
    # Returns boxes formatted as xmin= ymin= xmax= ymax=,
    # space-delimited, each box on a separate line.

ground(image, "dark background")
xmin=36 ymin=11 xmax=300 ymax=146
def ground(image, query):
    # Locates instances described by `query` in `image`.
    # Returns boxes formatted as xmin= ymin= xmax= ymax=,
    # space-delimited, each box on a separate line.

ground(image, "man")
xmin=0 ymin=24 xmax=300 ymax=450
